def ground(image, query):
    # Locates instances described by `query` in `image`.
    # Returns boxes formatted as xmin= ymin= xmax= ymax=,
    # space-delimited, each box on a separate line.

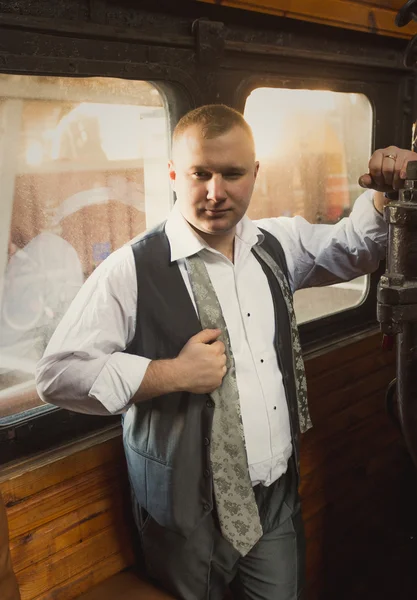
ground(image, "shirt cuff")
xmin=89 ymin=352 xmax=151 ymax=414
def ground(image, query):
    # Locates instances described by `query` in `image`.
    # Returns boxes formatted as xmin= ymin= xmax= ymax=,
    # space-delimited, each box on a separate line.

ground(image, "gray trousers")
xmin=135 ymin=459 xmax=305 ymax=600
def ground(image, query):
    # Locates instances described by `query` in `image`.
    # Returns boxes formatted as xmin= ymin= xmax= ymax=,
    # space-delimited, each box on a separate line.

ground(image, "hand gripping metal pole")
xmin=377 ymin=161 xmax=417 ymax=467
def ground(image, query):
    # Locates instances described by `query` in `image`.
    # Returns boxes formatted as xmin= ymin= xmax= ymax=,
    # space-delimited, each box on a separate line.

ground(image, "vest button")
xmin=203 ymin=503 xmax=211 ymax=511
xmin=203 ymin=469 xmax=211 ymax=477
xmin=203 ymin=437 xmax=210 ymax=446
xmin=206 ymin=399 xmax=214 ymax=408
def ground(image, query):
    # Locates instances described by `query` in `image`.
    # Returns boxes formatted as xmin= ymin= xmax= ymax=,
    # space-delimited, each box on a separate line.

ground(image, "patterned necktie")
xmin=185 ymin=245 xmax=312 ymax=556
xmin=252 ymin=245 xmax=312 ymax=434
xmin=185 ymin=253 xmax=263 ymax=557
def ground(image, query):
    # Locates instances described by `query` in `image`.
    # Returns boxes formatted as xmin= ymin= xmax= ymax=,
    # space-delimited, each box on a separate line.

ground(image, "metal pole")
xmin=378 ymin=161 xmax=417 ymax=467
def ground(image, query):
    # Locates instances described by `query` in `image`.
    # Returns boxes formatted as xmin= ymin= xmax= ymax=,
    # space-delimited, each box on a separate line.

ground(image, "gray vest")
xmin=122 ymin=223 xmax=301 ymax=537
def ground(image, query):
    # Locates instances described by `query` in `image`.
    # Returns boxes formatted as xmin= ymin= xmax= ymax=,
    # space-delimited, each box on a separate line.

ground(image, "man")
xmin=36 ymin=104 xmax=416 ymax=600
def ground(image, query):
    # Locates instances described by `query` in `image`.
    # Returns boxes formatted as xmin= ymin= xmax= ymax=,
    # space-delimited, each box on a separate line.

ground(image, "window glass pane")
xmin=0 ymin=75 xmax=171 ymax=420
xmin=244 ymin=88 xmax=373 ymax=324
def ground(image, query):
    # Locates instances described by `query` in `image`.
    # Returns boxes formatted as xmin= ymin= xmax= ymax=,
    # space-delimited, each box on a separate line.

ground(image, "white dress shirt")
xmin=36 ymin=190 xmax=387 ymax=486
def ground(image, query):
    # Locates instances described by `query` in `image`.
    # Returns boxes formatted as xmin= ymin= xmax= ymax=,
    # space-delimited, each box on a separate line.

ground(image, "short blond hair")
xmin=173 ymin=104 xmax=255 ymax=148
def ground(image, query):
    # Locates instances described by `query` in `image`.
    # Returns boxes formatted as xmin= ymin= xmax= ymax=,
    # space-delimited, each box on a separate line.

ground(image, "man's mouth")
xmin=204 ymin=208 xmax=230 ymax=216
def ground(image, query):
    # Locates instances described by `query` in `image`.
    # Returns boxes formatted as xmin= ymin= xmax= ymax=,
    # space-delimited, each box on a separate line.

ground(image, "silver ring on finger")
xmin=384 ymin=154 xmax=397 ymax=161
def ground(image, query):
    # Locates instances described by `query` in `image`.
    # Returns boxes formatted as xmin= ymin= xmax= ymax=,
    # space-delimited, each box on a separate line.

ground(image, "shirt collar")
xmin=165 ymin=202 xmax=265 ymax=263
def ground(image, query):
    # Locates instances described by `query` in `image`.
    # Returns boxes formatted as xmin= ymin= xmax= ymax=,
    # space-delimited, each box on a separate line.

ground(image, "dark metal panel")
xmin=0 ymin=2 xmax=410 ymax=70
xmin=0 ymin=0 xmax=89 ymax=21
xmin=0 ymin=12 xmax=193 ymax=49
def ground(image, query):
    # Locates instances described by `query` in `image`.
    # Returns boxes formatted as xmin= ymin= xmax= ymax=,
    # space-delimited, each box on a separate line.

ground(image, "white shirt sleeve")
xmin=256 ymin=190 xmax=388 ymax=292
xmin=35 ymin=245 xmax=150 ymax=415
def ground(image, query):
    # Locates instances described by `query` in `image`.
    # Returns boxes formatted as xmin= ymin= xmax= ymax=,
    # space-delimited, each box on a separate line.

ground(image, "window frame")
xmin=0 ymin=74 xmax=192 ymax=463
xmin=234 ymin=73 xmax=411 ymax=350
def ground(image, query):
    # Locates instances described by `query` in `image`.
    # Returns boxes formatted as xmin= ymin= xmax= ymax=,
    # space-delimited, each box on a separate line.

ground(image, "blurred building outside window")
xmin=244 ymin=87 xmax=373 ymax=324
xmin=0 ymin=75 xmax=171 ymax=419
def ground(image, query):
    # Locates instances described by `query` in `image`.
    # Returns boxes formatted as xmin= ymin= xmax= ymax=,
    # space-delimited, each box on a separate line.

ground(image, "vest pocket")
xmin=124 ymin=438 xmax=207 ymax=537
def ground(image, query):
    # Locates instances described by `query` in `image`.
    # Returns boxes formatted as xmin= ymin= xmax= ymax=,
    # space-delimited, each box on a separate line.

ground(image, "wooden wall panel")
xmin=10 ymin=497 xmax=120 ymax=573
xmin=0 ymin=431 xmax=135 ymax=600
xmin=301 ymin=332 xmax=416 ymax=599
xmin=37 ymin=553 xmax=131 ymax=600
xmin=197 ymin=0 xmax=417 ymax=39
xmin=0 ymin=435 xmax=125 ymax=504
xmin=0 ymin=331 xmax=413 ymax=599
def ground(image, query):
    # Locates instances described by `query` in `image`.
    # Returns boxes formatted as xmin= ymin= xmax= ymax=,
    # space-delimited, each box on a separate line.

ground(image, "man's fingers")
xmin=211 ymin=340 xmax=225 ymax=354
xmin=361 ymin=147 xmax=407 ymax=191
xmin=368 ymin=150 xmax=384 ymax=188
xmin=358 ymin=173 xmax=373 ymax=189
xmin=190 ymin=329 xmax=222 ymax=344
xmin=362 ymin=147 xmax=417 ymax=192
xmin=400 ymin=155 xmax=410 ymax=181
xmin=393 ymin=154 xmax=406 ymax=190
xmin=381 ymin=154 xmax=396 ymax=188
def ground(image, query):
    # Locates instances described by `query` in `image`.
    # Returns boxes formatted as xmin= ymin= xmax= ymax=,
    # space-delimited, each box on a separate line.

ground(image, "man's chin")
xmin=200 ymin=221 xmax=236 ymax=235
xmin=186 ymin=213 xmax=240 ymax=237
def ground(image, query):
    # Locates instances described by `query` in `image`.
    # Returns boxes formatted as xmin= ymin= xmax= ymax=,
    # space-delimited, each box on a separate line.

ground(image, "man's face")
xmin=168 ymin=125 xmax=259 ymax=238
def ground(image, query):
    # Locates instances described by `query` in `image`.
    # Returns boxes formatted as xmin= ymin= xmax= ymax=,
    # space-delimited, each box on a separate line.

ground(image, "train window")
xmin=244 ymin=87 xmax=373 ymax=324
xmin=0 ymin=75 xmax=171 ymax=422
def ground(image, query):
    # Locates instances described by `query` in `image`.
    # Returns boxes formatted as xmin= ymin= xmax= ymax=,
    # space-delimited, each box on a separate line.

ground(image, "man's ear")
xmin=254 ymin=161 xmax=260 ymax=179
xmin=168 ymin=160 xmax=176 ymax=190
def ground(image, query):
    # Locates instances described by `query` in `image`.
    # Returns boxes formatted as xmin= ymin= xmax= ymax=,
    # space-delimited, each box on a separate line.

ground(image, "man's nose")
xmin=206 ymin=175 xmax=227 ymax=202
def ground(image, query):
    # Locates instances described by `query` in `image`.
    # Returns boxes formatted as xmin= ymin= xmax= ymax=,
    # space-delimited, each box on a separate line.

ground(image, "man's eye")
xmin=225 ymin=172 xmax=242 ymax=179
xmin=193 ymin=172 xmax=209 ymax=179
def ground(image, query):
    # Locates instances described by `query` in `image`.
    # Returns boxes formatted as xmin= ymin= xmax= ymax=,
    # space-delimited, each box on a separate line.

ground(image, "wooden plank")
xmin=305 ymin=330 xmax=385 ymax=376
xmin=303 ymin=438 xmax=412 ymax=544
xmin=77 ymin=571 xmax=175 ymax=600
xmin=302 ymin=435 xmax=401 ymax=530
xmin=32 ymin=554 xmax=132 ymax=600
xmin=302 ymin=397 xmax=398 ymax=481
xmin=304 ymin=377 xmax=393 ymax=451
xmin=300 ymin=390 xmax=395 ymax=483
xmin=307 ymin=361 xmax=394 ymax=425
xmin=6 ymin=462 xmax=127 ymax=540
xmin=304 ymin=476 xmax=416 ymax=599
xmin=0 ymin=428 xmax=123 ymax=498
xmin=306 ymin=335 xmax=393 ymax=387
xmin=9 ymin=496 xmax=125 ymax=573
xmin=301 ymin=420 xmax=398 ymax=522
xmin=16 ymin=526 xmax=134 ymax=599
xmin=197 ymin=0 xmax=417 ymax=38
xmin=305 ymin=332 xmax=393 ymax=384
xmin=306 ymin=349 xmax=393 ymax=403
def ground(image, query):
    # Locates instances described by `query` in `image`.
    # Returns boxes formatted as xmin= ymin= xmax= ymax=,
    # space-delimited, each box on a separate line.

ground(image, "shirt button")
xmin=247 ymin=313 xmax=251 ymax=317
xmin=204 ymin=437 xmax=210 ymax=446
xmin=260 ymin=359 xmax=264 ymax=363
xmin=204 ymin=468 xmax=211 ymax=477
xmin=273 ymin=406 xmax=277 ymax=410
xmin=206 ymin=399 xmax=214 ymax=408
